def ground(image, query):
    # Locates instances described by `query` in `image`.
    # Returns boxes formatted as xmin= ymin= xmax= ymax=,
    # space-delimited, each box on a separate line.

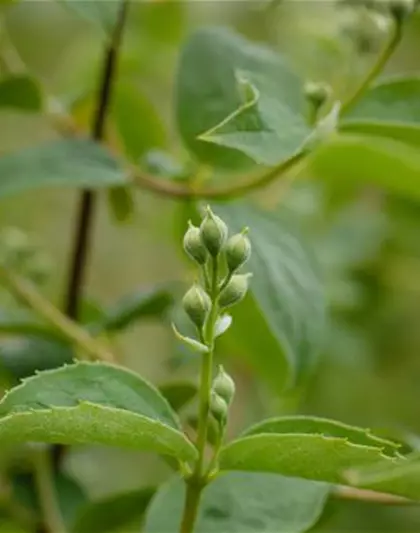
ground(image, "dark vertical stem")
xmin=64 ymin=0 xmax=129 ymax=319
xmin=54 ymin=0 xmax=129 ymax=468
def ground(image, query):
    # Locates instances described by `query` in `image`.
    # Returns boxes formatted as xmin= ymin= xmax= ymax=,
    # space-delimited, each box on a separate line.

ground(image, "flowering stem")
xmin=180 ymin=257 xmax=219 ymax=533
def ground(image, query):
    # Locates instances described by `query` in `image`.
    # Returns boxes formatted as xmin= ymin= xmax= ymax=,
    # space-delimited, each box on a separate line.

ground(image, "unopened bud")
xmin=183 ymin=221 xmax=208 ymax=265
xmin=210 ymin=391 xmax=228 ymax=424
xmin=212 ymin=365 xmax=235 ymax=405
xmin=218 ymin=273 xmax=252 ymax=309
xmin=389 ymin=0 xmax=414 ymax=23
xmin=304 ymin=81 xmax=331 ymax=110
xmin=182 ymin=284 xmax=211 ymax=329
xmin=225 ymin=229 xmax=251 ymax=273
xmin=200 ymin=206 xmax=228 ymax=257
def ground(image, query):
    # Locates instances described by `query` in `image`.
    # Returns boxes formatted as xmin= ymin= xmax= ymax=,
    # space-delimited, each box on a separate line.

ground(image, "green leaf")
xmin=341 ymin=76 xmax=420 ymax=145
xmin=158 ymin=382 xmax=197 ymax=412
xmin=73 ymin=487 xmax=155 ymax=533
xmin=219 ymin=429 xmax=402 ymax=489
xmin=0 ymin=139 xmax=126 ymax=200
xmin=107 ymin=186 xmax=135 ymax=224
xmin=112 ymin=82 xmax=166 ymax=162
xmin=141 ymin=149 xmax=188 ymax=181
xmin=345 ymin=454 xmax=420 ymax=500
xmin=0 ymin=363 xmax=196 ymax=462
xmin=216 ymin=202 xmax=326 ymax=390
xmin=0 ymin=337 xmax=73 ymax=381
xmin=0 ymin=75 xmax=42 ymax=111
xmin=144 ymin=473 xmax=329 ymax=532
xmin=89 ymin=286 xmax=174 ymax=334
xmin=243 ymin=416 xmax=400 ymax=457
xmin=176 ymin=26 xmax=310 ymax=169
xmin=309 ymin=134 xmax=420 ymax=201
xmin=59 ymin=0 xmax=120 ymax=37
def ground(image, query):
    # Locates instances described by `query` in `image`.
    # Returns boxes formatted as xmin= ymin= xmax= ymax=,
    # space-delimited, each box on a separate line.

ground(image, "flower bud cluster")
xmin=181 ymin=206 xmax=252 ymax=332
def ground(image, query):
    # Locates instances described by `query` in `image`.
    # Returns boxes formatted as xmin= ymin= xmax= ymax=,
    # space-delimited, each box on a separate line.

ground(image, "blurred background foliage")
xmin=1 ymin=0 xmax=420 ymax=531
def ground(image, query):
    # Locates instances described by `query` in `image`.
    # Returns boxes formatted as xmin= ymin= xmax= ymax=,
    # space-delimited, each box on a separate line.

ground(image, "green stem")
xmin=32 ymin=447 xmax=67 ymax=533
xmin=179 ymin=258 xmax=219 ymax=533
xmin=179 ymin=479 xmax=204 ymax=533
xmin=340 ymin=21 xmax=402 ymax=116
xmin=194 ymin=258 xmax=219 ymax=477
xmin=132 ymin=149 xmax=305 ymax=201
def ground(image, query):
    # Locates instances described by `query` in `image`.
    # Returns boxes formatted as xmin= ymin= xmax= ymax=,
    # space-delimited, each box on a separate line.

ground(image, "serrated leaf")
xmin=309 ymin=135 xmax=420 ymax=201
xmin=112 ymin=82 xmax=166 ymax=162
xmin=0 ymin=363 xmax=196 ymax=462
xmin=219 ymin=433 xmax=403 ymax=489
xmin=243 ymin=416 xmax=400 ymax=458
xmin=0 ymin=75 xmax=42 ymax=111
xmin=215 ymin=202 xmax=326 ymax=390
xmin=73 ymin=487 xmax=155 ymax=533
xmin=88 ymin=286 xmax=173 ymax=335
xmin=341 ymin=76 xmax=420 ymax=145
xmin=0 ymin=139 xmax=126 ymax=200
xmin=144 ymin=473 xmax=329 ymax=533
xmin=158 ymin=382 xmax=197 ymax=412
xmin=59 ymin=0 xmax=120 ymax=37
xmin=176 ymin=26 xmax=310 ymax=169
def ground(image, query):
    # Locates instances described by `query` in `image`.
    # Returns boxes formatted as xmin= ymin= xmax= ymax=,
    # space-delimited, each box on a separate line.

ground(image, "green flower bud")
xmin=182 ymin=284 xmax=211 ymax=329
xmin=218 ymin=273 xmax=252 ymax=309
xmin=183 ymin=221 xmax=208 ymax=265
xmin=304 ymin=81 xmax=331 ymax=110
xmin=225 ymin=229 xmax=251 ymax=273
xmin=212 ymin=365 xmax=235 ymax=405
xmin=209 ymin=391 xmax=228 ymax=424
xmin=199 ymin=206 xmax=228 ymax=257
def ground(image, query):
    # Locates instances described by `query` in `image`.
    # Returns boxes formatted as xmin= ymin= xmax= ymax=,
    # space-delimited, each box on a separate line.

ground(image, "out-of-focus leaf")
xmin=0 ymin=139 xmax=126 ymax=200
xmin=0 ymin=75 xmax=42 ymax=111
xmin=107 ymin=186 xmax=135 ymax=224
xmin=134 ymin=1 xmax=185 ymax=44
xmin=345 ymin=454 xmax=420 ymax=500
xmin=309 ymin=135 xmax=420 ymax=201
xmin=176 ymin=26 xmax=309 ymax=169
xmin=312 ymin=497 xmax=420 ymax=532
xmin=73 ymin=487 xmax=155 ymax=533
xmin=12 ymin=470 xmax=87 ymax=529
xmin=112 ymin=83 xmax=166 ymax=162
xmin=341 ymin=76 xmax=420 ymax=145
xmin=0 ymin=337 xmax=73 ymax=381
xmin=58 ymin=0 xmax=120 ymax=37
xmin=144 ymin=473 xmax=329 ymax=532
xmin=0 ymin=310 xmax=59 ymax=340
xmin=141 ymin=149 xmax=188 ymax=181
xmin=89 ymin=286 xmax=174 ymax=334
xmin=158 ymin=382 xmax=197 ymax=412
xmin=0 ymin=363 xmax=196 ymax=461
xmin=216 ymin=202 xmax=326 ymax=390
